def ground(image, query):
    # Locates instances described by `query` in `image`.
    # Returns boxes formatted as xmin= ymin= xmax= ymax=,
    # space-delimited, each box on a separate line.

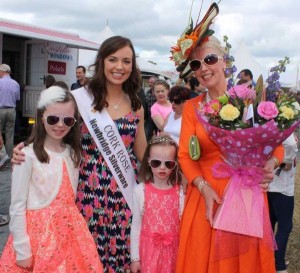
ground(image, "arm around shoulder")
xmin=130 ymin=183 xmax=144 ymax=263
xmin=10 ymin=147 xmax=33 ymax=261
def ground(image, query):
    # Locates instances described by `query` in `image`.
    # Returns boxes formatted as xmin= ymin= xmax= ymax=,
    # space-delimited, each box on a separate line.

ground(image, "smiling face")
xmin=42 ymin=101 xmax=75 ymax=145
xmin=192 ymin=47 xmax=226 ymax=91
xmin=104 ymin=45 xmax=133 ymax=87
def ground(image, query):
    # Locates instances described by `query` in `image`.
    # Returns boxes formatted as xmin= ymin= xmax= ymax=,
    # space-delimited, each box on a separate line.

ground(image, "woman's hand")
xmin=193 ymin=177 xmax=222 ymax=227
xmin=260 ymin=158 xmax=275 ymax=191
xmin=201 ymin=185 xmax=222 ymax=226
xmin=11 ymin=142 xmax=25 ymax=165
xmin=16 ymin=256 xmax=33 ymax=269
xmin=130 ymin=261 xmax=141 ymax=273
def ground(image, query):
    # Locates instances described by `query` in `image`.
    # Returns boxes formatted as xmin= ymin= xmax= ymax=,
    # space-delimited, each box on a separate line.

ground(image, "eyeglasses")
xmin=148 ymin=159 xmax=177 ymax=170
xmin=169 ymin=99 xmax=185 ymax=105
xmin=43 ymin=115 xmax=77 ymax=127
xmin=189 ymin=53 xmax=223 ymax=71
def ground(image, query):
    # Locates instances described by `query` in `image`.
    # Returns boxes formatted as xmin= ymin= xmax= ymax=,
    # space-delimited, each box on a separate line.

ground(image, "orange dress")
xmin=176 ymin=95 xmax=284 ymax=273
xmin=0 ymin=163 xmax=103 ymax=273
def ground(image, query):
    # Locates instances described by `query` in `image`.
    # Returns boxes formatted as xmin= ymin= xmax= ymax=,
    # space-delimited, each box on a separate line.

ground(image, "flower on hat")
xmin=170 ymin=2 xmax=219 ymax=78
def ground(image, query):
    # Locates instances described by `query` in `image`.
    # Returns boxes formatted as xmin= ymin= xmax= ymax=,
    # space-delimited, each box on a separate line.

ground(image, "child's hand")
xmin=11 ymin=142 xmax=25 ymax=165
xmin=16 ymin=256 xmax=33 ymax=269
xmin=130 ymin=260 xmax=141 ymax=273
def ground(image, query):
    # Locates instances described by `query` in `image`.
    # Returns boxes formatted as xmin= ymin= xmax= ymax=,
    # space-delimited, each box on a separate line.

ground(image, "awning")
xmin=0 ymin=18 xmax=99 ymax=51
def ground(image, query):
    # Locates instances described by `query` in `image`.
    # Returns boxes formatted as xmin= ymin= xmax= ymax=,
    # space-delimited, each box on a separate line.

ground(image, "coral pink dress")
xmin=139 ymin=183 xmax=180 ymax=273
xmin=0 ymin=163 xmax=103 ymax=273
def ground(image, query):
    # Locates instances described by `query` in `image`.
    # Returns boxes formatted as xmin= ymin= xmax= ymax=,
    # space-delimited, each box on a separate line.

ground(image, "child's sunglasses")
xmin=148 ymin=159 xmax=177 ymax=170
xmin=43 ymin=115 xmax=77 ymax=127
xmin=189 ymin=53 xmax=223 ymax=71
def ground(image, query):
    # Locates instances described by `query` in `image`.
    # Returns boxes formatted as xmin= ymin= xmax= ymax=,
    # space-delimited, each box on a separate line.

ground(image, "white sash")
xmin=72 ymin=87 xmax=135 ymax=210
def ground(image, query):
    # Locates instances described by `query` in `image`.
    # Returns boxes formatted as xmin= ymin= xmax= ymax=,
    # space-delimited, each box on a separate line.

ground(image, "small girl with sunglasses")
xmin=130 ymin=135 xmax=184 ymax=273
xmin=0 ymin=87 xmax=103 ymax=272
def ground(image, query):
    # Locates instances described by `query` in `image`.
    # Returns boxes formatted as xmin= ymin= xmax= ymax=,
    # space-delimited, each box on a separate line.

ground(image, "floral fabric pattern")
xmin=76 ymin=112 xmax=139 ymax=273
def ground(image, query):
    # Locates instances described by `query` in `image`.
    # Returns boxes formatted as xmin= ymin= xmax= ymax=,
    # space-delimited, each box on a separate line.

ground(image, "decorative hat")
xmin=0 ymin=64 xmax=11 ymax=72
xmin=170 ymin=2 xmax=219 ymax=79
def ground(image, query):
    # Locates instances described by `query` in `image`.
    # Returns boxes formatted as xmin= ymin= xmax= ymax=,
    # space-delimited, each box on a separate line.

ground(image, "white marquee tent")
xmin=232 ymin=41 xmax=267 ymax=81
xmin=81 ymin=24 xmax=170 ymax=79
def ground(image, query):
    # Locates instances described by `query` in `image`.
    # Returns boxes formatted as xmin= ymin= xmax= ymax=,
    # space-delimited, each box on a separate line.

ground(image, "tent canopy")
xmin=232 ymin=41 xmax=267 ymax=80
xmin=0 ymin=18 xmax=99 ymax=50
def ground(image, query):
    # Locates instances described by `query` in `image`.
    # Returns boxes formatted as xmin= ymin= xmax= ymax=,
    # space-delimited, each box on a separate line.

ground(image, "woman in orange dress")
xmin=175 ymin=35 xmax=284 ymax=273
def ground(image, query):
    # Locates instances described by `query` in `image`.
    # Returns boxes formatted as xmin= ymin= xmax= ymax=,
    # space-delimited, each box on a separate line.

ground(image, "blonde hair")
xmin=192 ymin=35 xmax=227 ymax=58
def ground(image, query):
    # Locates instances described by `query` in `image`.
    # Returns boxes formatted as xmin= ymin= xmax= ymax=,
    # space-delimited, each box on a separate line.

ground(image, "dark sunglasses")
xmin=169 ymin=99 xmax=185 ymax=105
xmin=43 ymin=115 xmax=77 ymax=127
xmin=148 ymin=159 xmax=177 ymax=170
xmin=189 ymin=53 xmax=222 ymax=71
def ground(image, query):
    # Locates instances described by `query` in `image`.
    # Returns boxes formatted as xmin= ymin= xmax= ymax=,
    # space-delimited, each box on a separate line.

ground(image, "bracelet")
xmin=197 ymin=179 xmax=209 ymax=194
xmin=271 ymin=156 xmax=279 ymax=169
xmin=131 ymin=258 xmax=140 ymax=263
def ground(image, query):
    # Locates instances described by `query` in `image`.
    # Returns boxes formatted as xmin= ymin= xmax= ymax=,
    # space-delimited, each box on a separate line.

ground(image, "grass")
xmin=284 ymin=162 xmax=300 ymax=273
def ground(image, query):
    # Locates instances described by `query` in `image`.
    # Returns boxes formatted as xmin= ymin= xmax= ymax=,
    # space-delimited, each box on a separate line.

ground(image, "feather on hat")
xmin=170 ymin=2 xmax=219 ymax=79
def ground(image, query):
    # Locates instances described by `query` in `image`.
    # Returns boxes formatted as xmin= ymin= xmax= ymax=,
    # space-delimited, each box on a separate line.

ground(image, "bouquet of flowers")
xmin=197 ymin=83 xmax=300 ymax=240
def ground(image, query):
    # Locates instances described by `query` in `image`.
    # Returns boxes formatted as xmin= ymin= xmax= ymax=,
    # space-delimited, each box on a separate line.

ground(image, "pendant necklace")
xmin=112 ymin=93 xmax=124 ymax=111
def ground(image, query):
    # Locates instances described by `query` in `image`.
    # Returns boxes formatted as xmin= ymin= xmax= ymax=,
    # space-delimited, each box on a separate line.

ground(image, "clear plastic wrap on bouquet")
xmin=197 ymin=113 xmax=300 ymax=260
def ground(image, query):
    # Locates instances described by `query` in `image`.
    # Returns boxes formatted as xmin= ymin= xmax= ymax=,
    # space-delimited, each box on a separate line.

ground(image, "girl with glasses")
xmin=1 ymin=86 xmax=103 ymax=272
xmin=130 ymin=135 xmax=184 ymax=273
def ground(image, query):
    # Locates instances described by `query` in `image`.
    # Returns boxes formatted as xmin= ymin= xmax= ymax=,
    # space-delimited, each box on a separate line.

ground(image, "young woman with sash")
xmin=13 ymin=36 xmax=147 ymax=273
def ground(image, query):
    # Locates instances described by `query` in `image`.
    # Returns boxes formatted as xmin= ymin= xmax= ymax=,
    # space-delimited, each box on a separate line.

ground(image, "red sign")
xmin=48 ymin=61 xmax=66 ymax=75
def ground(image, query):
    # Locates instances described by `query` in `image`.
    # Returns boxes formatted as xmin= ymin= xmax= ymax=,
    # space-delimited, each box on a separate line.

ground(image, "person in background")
xmin=137 ymin=88 xmax=147 ymax=120
xmin=0 ymin=134 xmax=10 ymax=170
xmin=0 ymin=134 xmax=10 ymax=226
xmin=53 ymin=81 xmax=69 ymax=91
xmin=163 ymin=86 xmax=190 ymax=144
xmin=144 ymin=76 xmax=158 ymax=141
xmin=268 ymin=133 xmax=298 ymax=273
xmin=130 ymin=135 xmax=184 ymax=273
xmin=0 ymin=86 xmax=103 ymax=272
xmin=188 ymin=76 xmax=207 ymax=98
xmin=238 ymin=68 xmax=254 ymax=88
xmin=0 ymin=64 xmax=20 ymax=158
xmin=70 ymin=65 xmax=89 ymax=90
xmin=150 ymin=80 xmax=172 ymax=132
xmin=45 ymin=75 xmax=56 ymax=88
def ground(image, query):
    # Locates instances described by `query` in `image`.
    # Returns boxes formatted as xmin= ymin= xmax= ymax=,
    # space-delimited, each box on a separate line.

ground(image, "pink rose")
xmin=228 ymin=84 xmax=256 ymax=100
xmin=257 ymin=101 xmax=279 ymax=120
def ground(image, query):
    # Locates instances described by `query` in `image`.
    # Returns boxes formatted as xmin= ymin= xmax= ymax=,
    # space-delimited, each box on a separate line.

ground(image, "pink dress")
xmin=0 ymin=163 xmax=103 ymax=273
xmin=139 ymin=183 xmax=180 ymax=273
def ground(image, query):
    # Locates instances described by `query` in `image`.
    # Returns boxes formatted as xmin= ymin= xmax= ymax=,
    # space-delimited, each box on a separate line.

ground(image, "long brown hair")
xmin=25 ymin=89 xmax=81 ymax=167
xmin=88 ymin=36 xmax=142 ymax=112
xmin=139 ymin=135 xmax=182 ymax=185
